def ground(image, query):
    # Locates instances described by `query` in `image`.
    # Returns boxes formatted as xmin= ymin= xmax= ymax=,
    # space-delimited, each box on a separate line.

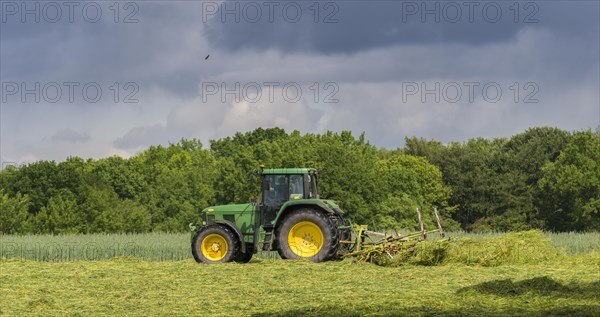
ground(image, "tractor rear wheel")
xmin=275 ymin=208 xmax=339 ymax=262
xmin=192 ymin=224 xmax=239 ymax=264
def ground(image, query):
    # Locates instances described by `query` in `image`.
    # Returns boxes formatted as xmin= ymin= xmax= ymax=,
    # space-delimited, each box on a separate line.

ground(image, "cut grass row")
xmin=1 ymin=231 xmax=598 ymax=262
xmin=1 ymin=257 xmax=598 ymax=316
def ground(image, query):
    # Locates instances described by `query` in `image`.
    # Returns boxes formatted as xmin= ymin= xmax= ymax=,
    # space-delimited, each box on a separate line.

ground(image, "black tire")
xmin=275 ymin=208 xmax=339 ymax=262
xmin=234 ymin=251 xmax=253 ymax=263
xmin=192 ymin=224 xmax=239 ymax=264
xmin=234 ymin=244 xmax=253 ymax=263
xmin=335 ymin=214 xmax=353 ymax=255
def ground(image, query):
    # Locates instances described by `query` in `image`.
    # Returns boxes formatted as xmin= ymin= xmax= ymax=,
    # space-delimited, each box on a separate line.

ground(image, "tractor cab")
xmin=259 ymin=168 xmax=319 ymax=225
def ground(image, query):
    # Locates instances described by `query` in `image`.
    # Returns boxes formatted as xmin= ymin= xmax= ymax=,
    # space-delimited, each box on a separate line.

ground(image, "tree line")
xmin=1 ymin=127 xmax=598 ymax=234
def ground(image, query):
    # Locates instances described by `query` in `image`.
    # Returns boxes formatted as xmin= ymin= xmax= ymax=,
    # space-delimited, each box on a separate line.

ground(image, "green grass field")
xmin=1 ymin=232 xmax=599 ymax=316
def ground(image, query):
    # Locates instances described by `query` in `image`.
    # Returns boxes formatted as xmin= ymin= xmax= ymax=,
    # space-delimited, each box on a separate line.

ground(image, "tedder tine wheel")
xmin=275 ymin=208 xmax=339 ymax=262
xmin=192 ymin=224 xmax=239 ymax=264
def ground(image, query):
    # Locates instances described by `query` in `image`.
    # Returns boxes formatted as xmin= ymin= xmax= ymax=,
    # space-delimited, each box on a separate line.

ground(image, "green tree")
xmin=374 ymin=154 xmax=458 ymax=230
xmin=1 ymin=161 xmax=60 ymax=214
xmin=30 ymin=190 xmax=82 ymax=234
xmin=135 ymin=139 xmax=217 ymax=231
xmin=539 ymin=131 xmax=600 ymax=231
xmin=0 ymin=190 xmax=30 ymax=234
xmin=94 ymin=199 xmax=152 ymax=233
xmin=440 ymin=138 xmax=506 ymax=231
xmin=496 ymin=127 xmax=571 ymax=229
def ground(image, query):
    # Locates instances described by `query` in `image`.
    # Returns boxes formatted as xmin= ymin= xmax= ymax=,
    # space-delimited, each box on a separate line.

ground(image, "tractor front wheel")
xmin=275 ymin=208 xmax=339 ymax=262
xmin=192 ymin=224 xmax=239 ymax=264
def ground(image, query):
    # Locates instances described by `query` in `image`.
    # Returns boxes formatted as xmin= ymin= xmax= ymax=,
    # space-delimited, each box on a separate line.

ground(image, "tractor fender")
xmin=214 ymin=219 xmax=246 ymax=253
xmin=273 ymin=201 xmax=340 ymax=226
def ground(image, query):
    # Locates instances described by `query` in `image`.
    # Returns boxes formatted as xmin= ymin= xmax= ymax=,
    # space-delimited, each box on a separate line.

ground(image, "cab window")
xmin=264 ymin=174 xmax=288 ymax=204
xmin=289 ymin=175 xmax=304 ymax=199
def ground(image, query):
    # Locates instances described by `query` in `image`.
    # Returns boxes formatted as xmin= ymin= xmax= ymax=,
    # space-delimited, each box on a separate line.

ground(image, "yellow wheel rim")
xmin=201 ymin=234 xmax=228 ymax=261
xmin=288 ymin=221 xmax=324 ymax=258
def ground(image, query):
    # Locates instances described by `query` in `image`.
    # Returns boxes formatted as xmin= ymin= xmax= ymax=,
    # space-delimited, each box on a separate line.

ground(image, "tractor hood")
xmin=202 ymin=203 xmax=255 ymax=213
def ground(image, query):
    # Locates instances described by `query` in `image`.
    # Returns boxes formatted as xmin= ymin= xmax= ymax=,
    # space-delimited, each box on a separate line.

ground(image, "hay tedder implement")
xmin=190 ymin=167 xmax=444 ymax=265
xmin=339 ymin=209 xmax=445 ymax=264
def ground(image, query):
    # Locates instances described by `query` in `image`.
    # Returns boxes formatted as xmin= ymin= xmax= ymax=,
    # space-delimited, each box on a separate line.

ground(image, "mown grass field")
xmin=1 ymin=257 xmax=599 ymax=316
xmin=1 ymin=232 xmax=599 ymax=316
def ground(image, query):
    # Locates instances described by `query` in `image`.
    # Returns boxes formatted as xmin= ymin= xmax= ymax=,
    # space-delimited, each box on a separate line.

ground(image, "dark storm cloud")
xmin=0 ymin=1 xmax=210 ymax=98
xmin=203 ymin=1 xmax=598 ymax=53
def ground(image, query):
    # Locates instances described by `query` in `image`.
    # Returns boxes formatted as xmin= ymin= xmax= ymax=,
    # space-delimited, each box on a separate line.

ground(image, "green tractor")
xmin=190 ymin=167 xmax=350 ymax=264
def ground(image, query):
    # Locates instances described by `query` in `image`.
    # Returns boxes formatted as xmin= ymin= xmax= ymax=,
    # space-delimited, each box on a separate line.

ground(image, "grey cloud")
xmin=113 ymin=124 xmax=171 ymax=149
xmin=203 ymin=28 xmax=598 ymax=87
xmin=204 ymin=1 xmax=598 ymax=54
xmin=51 ymin=128 xmax=90 ymax=143
xmin=1 ymin=2 xmax=212 ymax=98
xmin=113 ymin=86 xmax=325 ymax=150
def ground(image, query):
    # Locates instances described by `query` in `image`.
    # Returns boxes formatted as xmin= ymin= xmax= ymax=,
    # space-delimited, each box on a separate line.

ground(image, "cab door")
xmin=261 ymin=174 xmax=289 ymax=225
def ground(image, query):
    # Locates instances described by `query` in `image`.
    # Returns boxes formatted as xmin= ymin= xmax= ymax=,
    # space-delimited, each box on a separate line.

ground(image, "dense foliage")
xmin=1 ymin=127 xmax=598 ymax=234
xmin=404 ymin=128 xmax=599 ymax=232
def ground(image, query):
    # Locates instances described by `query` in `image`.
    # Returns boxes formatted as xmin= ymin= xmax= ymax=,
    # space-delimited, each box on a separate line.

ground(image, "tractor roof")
xmin=261 ymin=168 xmax=317 ymax=175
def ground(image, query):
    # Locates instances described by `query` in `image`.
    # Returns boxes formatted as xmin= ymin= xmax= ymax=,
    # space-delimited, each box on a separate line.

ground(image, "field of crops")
xmin=1 ymin=232 xmax=599 ymax=316
xmin=1 ymin=231 xmax=599 ymax=262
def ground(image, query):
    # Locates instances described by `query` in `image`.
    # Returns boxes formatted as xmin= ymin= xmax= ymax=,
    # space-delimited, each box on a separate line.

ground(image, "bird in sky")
xmin=205 ymin=55 xmax=210 ymax=60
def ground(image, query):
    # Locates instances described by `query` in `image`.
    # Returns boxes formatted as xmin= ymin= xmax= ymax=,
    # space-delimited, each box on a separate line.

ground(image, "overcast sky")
xmin=1 ymin=0 xmax=599 ymax=164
